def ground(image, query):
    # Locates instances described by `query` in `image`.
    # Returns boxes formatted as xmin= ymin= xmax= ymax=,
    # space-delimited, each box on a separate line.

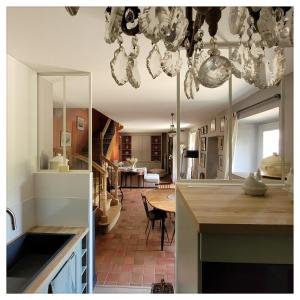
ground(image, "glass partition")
xmin=38 ymin=73 xmax=91 ymax=171
xmin=178 ymin=62 xmax=286 ymax=183
xmin=178 ymin=49 xmax=230 ymax=181
xmin=231 ymin=96 xmax=281 ymax=182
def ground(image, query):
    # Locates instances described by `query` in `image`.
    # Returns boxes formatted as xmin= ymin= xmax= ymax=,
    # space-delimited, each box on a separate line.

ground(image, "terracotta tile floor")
xmin=95 ymin=188 xmax=175 ymax=287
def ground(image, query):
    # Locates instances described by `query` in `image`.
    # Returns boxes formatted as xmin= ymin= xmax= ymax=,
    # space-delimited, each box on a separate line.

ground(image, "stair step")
xmin=97 ymin=202 xmax=121 ymax=233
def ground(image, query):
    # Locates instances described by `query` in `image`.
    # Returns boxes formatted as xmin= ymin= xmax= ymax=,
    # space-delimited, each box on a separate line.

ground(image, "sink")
xmin=7 ymin=232 xmax=75 ymax=293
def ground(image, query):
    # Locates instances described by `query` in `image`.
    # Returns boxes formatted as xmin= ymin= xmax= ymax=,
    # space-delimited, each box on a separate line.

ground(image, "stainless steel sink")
xmin=7 ymin=232 xmax=75 ymax=293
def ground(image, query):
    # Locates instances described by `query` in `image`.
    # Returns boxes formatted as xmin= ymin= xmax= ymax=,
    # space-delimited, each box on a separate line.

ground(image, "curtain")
xmin=224 ymin=113 xmax=238 ymax=179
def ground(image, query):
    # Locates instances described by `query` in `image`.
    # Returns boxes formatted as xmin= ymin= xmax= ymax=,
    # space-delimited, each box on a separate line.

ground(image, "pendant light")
xmin=168 ymin=113 xmax=176 ymax=137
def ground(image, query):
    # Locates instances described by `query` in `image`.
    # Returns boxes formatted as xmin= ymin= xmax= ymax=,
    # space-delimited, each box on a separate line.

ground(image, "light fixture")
xmin=65 ymin=7 xmax=80 ymax=16
xmin=104 ymin=7 xmax=293 ymax=97
xmin=168 ymin=113 xmax=176 ymax=138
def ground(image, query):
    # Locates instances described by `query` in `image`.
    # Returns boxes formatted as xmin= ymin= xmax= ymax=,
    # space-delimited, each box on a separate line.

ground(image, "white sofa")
xmin=142 ymin=167 xmax=160 ymax=186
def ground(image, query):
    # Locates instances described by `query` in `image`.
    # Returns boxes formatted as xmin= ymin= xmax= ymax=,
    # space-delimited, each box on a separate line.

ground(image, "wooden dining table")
xmin=146 ymin=188 xmax=176 ymax=250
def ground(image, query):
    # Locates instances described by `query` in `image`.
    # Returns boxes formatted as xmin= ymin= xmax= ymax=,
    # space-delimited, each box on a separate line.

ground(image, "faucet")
xmin=6 ymin=208 xmax=17 ymax=230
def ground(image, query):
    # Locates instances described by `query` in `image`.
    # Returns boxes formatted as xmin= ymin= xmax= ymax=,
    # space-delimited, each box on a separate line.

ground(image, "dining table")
xmin=146 ymin=188 xmax=176 ymax=250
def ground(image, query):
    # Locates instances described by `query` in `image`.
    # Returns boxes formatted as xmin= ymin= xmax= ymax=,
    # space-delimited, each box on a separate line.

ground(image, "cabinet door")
xmin=49 ymin=252 xmax=77 ymax=293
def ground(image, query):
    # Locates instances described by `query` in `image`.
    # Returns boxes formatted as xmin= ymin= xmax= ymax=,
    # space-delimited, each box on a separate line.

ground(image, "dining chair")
xmin=170 ymin=220 xmax=175 ymax=245
xmin=141 ymin=194 xmax=169 ymax=244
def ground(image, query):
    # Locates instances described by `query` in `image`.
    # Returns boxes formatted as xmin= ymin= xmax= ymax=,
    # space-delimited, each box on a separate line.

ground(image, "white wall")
xmin=233 ymin=123 xmax=258 ymax=173
xmin=7 ymin=55 xmax=37 ymax=242
xmin=38 ymin=77 xmax=53 ymax=169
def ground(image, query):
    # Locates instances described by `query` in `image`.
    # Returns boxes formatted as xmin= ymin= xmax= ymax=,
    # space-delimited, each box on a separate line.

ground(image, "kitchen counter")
xmin=24 ymin=226 xmax=88 ymax=293
xmin=177 ymin=184 xmax=293 ymax=234
xmin=175 ymin=183 xmax=293 ymax=293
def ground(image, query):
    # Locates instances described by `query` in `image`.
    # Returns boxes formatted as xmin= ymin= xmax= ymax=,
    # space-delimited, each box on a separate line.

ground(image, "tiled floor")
xmin=95 ymin=188 xmax=175 ymax=287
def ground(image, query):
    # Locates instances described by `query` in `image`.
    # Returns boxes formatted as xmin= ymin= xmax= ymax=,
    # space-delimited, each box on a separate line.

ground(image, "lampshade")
xmin=185 ymin=150 xmax=199 ymax=158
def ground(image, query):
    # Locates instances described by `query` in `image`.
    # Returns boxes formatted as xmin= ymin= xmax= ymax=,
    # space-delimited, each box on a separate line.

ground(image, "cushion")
xmin=149 ymin=168 xmax=166 ymax=178
xmin=144 ymin=173 xmax=160 ymax=184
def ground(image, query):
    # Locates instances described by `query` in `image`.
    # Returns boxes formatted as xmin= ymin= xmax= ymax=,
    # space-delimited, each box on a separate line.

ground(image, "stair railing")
xmin=72 ymin=153 xmax=108 ymax=223
xmin=100 ymin=155 xmax=119 ymax=203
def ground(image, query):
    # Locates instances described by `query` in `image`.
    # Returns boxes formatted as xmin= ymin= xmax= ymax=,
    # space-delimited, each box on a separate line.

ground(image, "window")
xmin=263 ymin=129 xmax=279 ymax=158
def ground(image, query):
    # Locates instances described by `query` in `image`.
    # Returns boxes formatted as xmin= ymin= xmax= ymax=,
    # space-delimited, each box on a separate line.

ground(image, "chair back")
xmin=141 ymin=194 xmax=150 ymax=219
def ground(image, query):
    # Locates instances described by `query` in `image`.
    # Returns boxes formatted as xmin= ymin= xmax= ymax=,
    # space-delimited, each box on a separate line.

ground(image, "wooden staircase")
xmin=73 ymin=153 xmax=122 ymax=234
xmin=68 ymin=110 xmax=123 ymax=234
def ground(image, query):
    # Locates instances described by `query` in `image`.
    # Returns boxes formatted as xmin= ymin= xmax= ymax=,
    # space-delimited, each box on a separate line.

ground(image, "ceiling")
xmin=6 ymin=7 xmax=293 ymax=132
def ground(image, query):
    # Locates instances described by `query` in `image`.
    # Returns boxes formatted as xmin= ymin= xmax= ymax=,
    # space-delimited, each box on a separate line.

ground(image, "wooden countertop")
xmin=24 ymin=226 xmax=88 ymax=293
xmin=177 ymin=184 xmax=293 ymax=234
xmin=146 ymin=188 xmax=176 ymax=213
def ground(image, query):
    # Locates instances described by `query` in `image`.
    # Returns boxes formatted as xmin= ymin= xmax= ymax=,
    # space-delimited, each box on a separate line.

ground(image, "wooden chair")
xmin=141 ymin=194 xmax=169 ymax=244
xmin=170 ymin=220 xmax=175 ymax=245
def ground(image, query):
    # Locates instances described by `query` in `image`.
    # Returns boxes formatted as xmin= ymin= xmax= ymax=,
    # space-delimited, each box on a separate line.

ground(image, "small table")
xmin=146 ymin=188 xmax=176 ymax=250
xmin=120 ymin=169 xmax=144 ymax=188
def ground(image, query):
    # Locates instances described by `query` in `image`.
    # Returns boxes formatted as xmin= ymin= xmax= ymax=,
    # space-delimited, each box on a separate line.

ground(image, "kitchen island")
xmin=175 ymin=183 xmax=293 ymax=293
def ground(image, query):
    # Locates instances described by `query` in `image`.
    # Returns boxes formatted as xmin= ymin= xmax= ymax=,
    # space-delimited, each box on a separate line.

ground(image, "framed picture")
xmin=218 ymin=136 xmax=224 ymax=151
xmin=77 ymin=116 xmax=84 ymax=130
xmin=60 ymin=131 xmax=71 ymax=147
xmin=218 ymin=155 xmax=223 ymax=171
xmin=210 ymin=119 xmax=216 ymax=132
xmin=201 ymin=137 xmax=206 ymax=151
xmin=220 ymin=116 xmax=225 ymax=132
xmin=200 ymin=152 xmax=206 ymax=168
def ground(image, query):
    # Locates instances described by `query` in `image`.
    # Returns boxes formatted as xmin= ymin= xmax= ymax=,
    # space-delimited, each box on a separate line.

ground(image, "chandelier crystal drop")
xmin=103 ymin=6 xmax=293 ymax=98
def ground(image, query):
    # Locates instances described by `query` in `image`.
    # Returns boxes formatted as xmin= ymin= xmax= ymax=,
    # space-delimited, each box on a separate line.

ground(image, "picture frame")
xmin=200 ymin=152 xmax=206 ymax=168
xmin=210 ymin=119 xmax=216 ymax=132
xmin=77 ymin=116 xmax=84 ymax=131
xmin=220 ymin=116 xmax=225 ymax=132
xmin=218 ymin=155 xmax=223 ymax=171
xmin=201 ymin=137 xmax=206 ymax=151
xmin=60 ymin=131 xmax=71 ymax=147
xmin=218 ymin=136 xmax=224 ymax=151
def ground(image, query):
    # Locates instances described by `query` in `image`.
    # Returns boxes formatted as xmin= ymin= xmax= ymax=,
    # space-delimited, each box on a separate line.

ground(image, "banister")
xmin=102 ymin=119 xmax=111 ymax=138
xmin=100 ymin=155 xmax=118 ymax=171
xmin=72 ymin=153 xmax=107 ymax=175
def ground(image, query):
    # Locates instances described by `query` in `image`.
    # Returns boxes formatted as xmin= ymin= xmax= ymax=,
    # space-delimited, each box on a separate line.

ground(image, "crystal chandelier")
xmin=104 ymin=7 xmax=293 ymax=99
xmin=168 ymin=113 xmax=176 ymax=137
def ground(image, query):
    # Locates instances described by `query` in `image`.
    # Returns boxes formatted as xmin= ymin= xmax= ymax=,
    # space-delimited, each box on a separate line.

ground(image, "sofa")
xmin=118 ymin=166 xmax=160 ymax=188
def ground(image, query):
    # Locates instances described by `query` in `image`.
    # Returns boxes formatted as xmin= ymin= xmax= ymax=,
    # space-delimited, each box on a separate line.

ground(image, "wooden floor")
xmin=95 ymin=188 xmax=175 ymax=288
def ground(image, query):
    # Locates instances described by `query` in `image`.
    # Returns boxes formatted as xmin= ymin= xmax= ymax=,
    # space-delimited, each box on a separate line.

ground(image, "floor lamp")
xmin=185 ymin=150 xmax=199 ymax=179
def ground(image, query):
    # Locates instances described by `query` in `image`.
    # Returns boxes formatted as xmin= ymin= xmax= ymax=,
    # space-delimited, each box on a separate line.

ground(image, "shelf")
xmin=151 ymin=135 xmax=161 ymax=162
